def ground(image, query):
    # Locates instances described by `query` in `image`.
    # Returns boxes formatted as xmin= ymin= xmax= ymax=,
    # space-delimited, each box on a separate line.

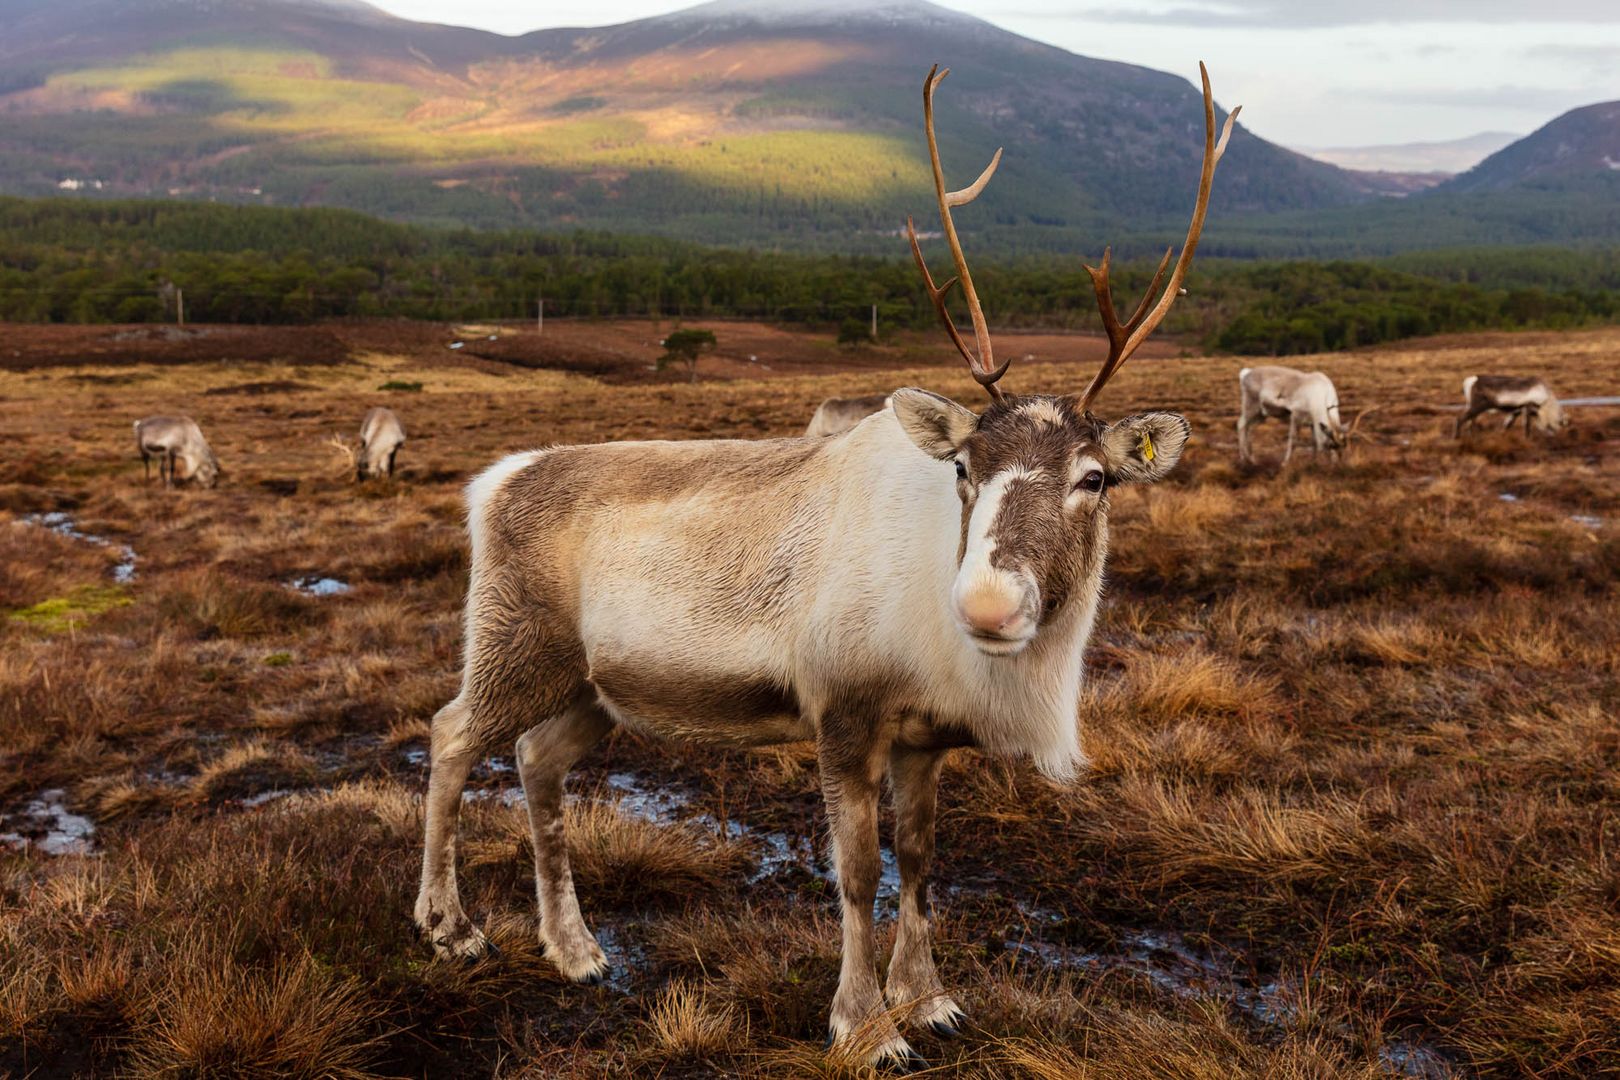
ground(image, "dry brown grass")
xmin=2 ymin=322 xmax=1618 ymax=1076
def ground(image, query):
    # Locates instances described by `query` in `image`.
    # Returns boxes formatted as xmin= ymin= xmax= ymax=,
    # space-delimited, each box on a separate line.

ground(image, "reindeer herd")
xmin=108 ymin=61 xmax=1584 ymax=1073
xmin=131 ymin=406 xmax=406 ymax=488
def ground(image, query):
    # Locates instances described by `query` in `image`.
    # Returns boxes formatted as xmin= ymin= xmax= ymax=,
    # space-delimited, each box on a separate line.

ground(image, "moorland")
xmin=2 ymin=319 xmax=1618 ymax=1077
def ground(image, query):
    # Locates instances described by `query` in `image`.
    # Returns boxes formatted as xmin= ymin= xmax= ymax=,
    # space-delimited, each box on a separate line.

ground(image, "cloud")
xmin=1017 ymin=1 xmax=1620 ymax=27
xmin=1525 ymin=43 xmax=1620 ymax=73
xmin=1363 ymin=83 xmax=1604 ymax=112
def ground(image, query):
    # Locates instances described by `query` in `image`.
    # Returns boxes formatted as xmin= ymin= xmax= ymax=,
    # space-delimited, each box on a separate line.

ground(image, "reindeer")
xmin=806 ymin=393 xmax=892 ymax=437
xmin=134 ymin=415 xmax=220 ymax=488
xmin=1455 ymin=375 xmax=1568 ymax=438
xmin=414 ymin=63 xmax=1236 ymax=1068
xmin=1236 ymin=365 xmax=1348 ymax=464
xmin=328 ymin=408 xmax=407 ymax=481
xmin=358 ymin=407 xmax=406 ymax=479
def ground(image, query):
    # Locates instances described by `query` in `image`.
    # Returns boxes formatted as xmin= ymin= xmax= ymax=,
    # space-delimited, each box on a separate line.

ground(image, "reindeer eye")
xmin=954 ymin=459 xmax=967 ymax=481
xmin=1076 ymin=470 xmax=1105 ymax=494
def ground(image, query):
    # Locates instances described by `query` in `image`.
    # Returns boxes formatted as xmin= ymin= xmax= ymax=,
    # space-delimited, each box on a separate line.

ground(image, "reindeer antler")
xmin=906 ymin=64 xmax=1008 ymax=401
xmin=1078 ymin=63 xmax=1239 ymax=411
xmin=1345 ymin=405 xmax=1386 ymax=452
xmin=325 ymin=433 xmax=357 ymax=477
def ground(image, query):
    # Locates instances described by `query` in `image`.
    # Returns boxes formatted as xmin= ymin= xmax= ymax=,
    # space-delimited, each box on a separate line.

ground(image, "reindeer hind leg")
xmin=516 ymin=692 xmax=614 ymax=983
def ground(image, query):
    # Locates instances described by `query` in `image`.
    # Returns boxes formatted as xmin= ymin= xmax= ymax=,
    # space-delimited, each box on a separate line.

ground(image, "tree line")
xmin=1 ymin=197 xmax=1616 ymax=355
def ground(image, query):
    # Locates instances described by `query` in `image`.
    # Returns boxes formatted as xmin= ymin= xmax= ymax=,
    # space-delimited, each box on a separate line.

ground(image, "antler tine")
xmin=1348 ymin=404 xmax=1383 ymax=439
xmin=916 ymin=63 xmax=1009 ymax=399
xmin=325 ymin=432 xmax=357 ymax=473
xmin=1079 ymin=61 xmax=1239 ymax=411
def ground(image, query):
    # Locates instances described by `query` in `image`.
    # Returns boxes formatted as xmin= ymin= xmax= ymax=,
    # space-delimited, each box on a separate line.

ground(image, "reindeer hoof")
xmin=461 ymin=938 xmax=500 ymax=966
xmin=885 ymin=1047 xmax=929 ymax=1073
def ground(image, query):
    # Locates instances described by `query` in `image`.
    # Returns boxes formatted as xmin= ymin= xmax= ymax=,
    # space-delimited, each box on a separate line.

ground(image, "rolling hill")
xmin=0 ymin=0 xmax=1363 ymax=249
xmin=1440 ymin=100 xmax=1620 ymax=194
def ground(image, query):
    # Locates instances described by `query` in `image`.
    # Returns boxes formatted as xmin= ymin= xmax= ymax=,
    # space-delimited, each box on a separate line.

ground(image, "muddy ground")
xmin=2 ymin=321 xmax=1618 ymax=1077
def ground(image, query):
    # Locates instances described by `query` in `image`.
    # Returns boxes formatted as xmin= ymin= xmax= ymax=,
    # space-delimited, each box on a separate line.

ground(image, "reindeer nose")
xmin=957 ymin=588 xmax=1029 ymax=637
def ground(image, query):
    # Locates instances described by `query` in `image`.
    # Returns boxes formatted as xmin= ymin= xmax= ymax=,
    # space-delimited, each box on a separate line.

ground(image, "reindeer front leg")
xmin=886 ymin=746 xmax=964 ymax=1036
xmin=1283 ymin=412 xmax=1298 ymax=464
xmin=819 ymin=728 xmax=916 ymax=1067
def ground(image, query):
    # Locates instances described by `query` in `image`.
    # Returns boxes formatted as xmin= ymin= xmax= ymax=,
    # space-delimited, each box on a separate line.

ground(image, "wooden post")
xmin=177 ymin=288 xmax=185 ymax=327
xmin=537 ymin=294 xmax=543 ymax=335
xmin=871 ymin=302 xmax=877 ymax=341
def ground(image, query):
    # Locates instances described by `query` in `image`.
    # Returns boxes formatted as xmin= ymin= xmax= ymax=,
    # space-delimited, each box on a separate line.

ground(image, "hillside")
xmin=1441 ymin=100 xmax=1620 ymax=194
xmin=0 ymin=0 xmax=1361 ymax=248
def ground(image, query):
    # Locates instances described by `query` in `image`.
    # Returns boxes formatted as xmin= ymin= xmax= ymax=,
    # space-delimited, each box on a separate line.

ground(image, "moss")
xmin=262 ymin=652 xmax=294 ymax=667
xmin=7 ymin=585 xmax=131 ymax=633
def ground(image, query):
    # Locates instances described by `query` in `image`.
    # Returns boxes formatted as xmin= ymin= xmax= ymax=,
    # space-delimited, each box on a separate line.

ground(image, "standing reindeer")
xmin=134 ymin=415 xmax=220 ymax=488
xmin=329 ymin=408 xmax=407 ymax=480
xmin=415 ymin=63 xmax=1236 ymax=1068
xmin=805 ymin=393 xmax=892 ymax=437
xmin=1237 ymin=365 xmax=1347 ymax=464
xmin=1454 ymin=375 xmax=1567 ymax=437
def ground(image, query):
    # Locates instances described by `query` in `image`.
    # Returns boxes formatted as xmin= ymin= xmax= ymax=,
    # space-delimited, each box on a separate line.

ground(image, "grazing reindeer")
xmin=806 ymin=393 xmax=892 ymax=437
xmin=134 ymin=415 xmax=220 ymax=488
xmin=1237 ymin=365 xmax=1347 ymax=464
xmin=358 ymin=407 xmax=406 ymax=479
xmin=328 ymin=408 xmax=407 ymax=481
xmin=415 ymin=62 xmax=1235 ymax=1068
xmin=1455 ymin=375 xmax=1568 ymax=437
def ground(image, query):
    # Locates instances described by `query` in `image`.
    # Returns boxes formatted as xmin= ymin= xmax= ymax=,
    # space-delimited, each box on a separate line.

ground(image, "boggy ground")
xmin=1 ymin=322 xmax=1618 ymax=1078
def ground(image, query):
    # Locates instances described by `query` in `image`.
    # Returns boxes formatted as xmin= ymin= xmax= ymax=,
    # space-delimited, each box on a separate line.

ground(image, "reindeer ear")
xmin=891 ymin=388 xmax=978 ymax=461
xmin=1101 ymin=413 xmax=1189 ymax=484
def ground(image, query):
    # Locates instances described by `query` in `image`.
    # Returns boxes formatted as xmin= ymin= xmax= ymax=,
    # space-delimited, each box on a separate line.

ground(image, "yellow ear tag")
xmin=1140 ymin=431 xmax=1155 ymax=462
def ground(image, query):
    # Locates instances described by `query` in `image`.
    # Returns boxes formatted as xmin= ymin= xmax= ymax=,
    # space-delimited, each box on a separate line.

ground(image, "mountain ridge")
xmin=0 ymin=0 xmax=1367 ymax=247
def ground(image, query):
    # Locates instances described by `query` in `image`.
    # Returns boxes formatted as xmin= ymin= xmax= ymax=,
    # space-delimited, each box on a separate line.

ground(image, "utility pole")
xmin=871 ymin=303 xmax=877 ymax=341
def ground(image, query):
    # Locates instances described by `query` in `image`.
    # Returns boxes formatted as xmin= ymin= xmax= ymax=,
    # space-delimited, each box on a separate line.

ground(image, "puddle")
xmin=1000 ymin=917 xmax=1296 ymax=1029
xmin=994 ymin=893 xmax=1453 ymax=1076
xmin=1560 ymin=396 xmax=1620 ymax=407
xmin=1570 ymin=514 xmax=1603 ymax=528
xmin=403 ymin=748 xmax=428 ymax=767
xmin=241 ymin=789 xmax=298 ymax=808
xmin=1381 ymin=1039 xmax=1453 ymax=1079
xmin=286 ymin=576 xmax=351 ymax=596
xmin=21 ymin=512 xmax=138 ymax=583
xmin=597 ymin=772 xmax=898 ymax=901
xmin=0 ymin=789 xmax=96 ymax=855
xmin=1497 ymin=493 xmax=1519 ymax=503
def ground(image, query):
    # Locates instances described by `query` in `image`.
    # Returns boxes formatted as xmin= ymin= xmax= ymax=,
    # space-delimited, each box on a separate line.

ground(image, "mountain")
xmin=1440 ymin=101 xmax=1620 ymax=193
xmin=1300 ymin=132 xmax=1520 ymax=175
xmin=0 ymin=0 xmax=1365 ymax=249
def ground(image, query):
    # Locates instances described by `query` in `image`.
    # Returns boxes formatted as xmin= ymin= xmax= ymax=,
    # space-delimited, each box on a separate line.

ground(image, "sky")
xmin=368 ymin=0 xmax=1620 ymax=148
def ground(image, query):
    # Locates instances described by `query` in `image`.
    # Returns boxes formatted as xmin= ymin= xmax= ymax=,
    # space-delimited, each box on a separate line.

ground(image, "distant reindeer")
xmin=134 ymin=416 xmax=220 ymax=488
xmin=413 ymin=63 xmax=1235 ymax=1068
xmin=358 ymin=407 xmax=406 ymax=479
xmin=805 ymin=393 xmax=892 ymax=437
xmin=1455 ymin=375 xmax=1568 ymax=437
xmin=328 ymin=408 xmax=407 ymax=480
xmin=1237 ymin=365 xmax=1348 ymax=464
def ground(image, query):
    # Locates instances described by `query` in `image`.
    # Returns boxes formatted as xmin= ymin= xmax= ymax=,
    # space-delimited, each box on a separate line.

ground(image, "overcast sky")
xmin=370 ymin=0 xmax=1620 ymax=147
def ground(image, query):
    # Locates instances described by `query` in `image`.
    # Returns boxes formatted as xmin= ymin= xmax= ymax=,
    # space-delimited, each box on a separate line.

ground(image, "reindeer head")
xmin=896 ymin=63 xmax=1232 ymax=655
